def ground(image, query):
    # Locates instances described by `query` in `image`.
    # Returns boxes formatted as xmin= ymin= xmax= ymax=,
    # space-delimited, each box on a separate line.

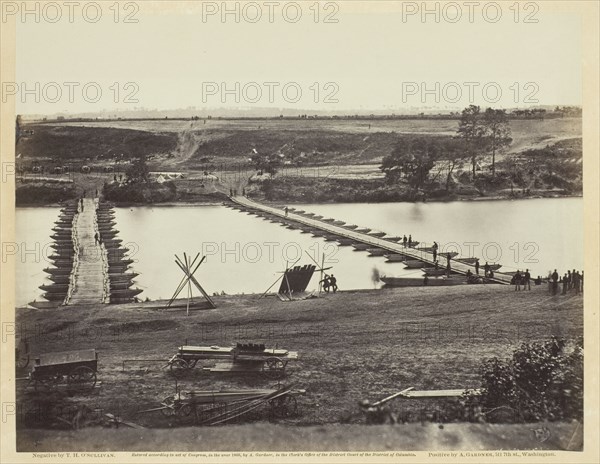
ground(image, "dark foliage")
xmin=16 ymin=183 xmax=77 ymax=205
xmin=475 ymin=337 xmax=583 ymax=422
xmin=103 ymin=181 xmax=178 ymax=204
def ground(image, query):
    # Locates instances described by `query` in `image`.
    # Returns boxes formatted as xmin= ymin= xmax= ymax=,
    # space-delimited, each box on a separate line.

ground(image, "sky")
xmin=13 ymin=1 xmax=583 ymax=115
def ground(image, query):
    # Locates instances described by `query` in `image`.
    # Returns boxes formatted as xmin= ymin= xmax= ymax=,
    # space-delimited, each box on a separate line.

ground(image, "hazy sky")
xmin=14 ymin=1 xmax=582 ymax=114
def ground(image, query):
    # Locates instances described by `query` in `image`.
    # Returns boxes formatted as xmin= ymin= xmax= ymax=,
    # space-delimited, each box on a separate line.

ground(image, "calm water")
xmin=15 ymin=198 xmax=583 ymax=306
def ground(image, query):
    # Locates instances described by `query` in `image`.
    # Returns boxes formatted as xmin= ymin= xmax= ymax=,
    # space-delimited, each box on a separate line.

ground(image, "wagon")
xmin=140 ymin=384 xmax=305 ymax=423
xmin=166 ymin=343 xmax=298 ymax=379
xmin=29 ymin=349 xmax=98 ymax=392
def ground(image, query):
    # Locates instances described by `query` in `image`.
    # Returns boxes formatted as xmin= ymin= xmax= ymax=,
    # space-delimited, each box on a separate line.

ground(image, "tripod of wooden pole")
xmin=175 ymin=254 xmax=216 ymax=309
xmin=166 ymin=253 xmax=216 ymax=311
xmin=167 ymin=253 xmax=203 ymax=307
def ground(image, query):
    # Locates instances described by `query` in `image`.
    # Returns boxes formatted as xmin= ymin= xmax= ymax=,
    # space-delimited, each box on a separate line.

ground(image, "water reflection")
xmin=15 ymin=198 xmax=583 ymax=306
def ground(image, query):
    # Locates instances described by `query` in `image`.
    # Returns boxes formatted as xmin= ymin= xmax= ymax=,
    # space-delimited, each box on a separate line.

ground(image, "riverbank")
xmin=15 ymin=182 xmax=580 ymax=207
xmin=15 ymin=285 xmax=583 ymax=445
xmin=248 ymin=175 xmax=581 ymax=205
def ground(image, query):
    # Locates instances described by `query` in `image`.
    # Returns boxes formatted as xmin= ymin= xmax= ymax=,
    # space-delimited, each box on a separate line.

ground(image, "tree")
xmin=440 ymin=138 xmax=467 ymax=191
xmin=251 ymin=153 xmax=281 ymax=177
xmin=457 ymin=105 xmax=486 ymax=180
xmin=381 ymin=137 xmax=438 ymax=190
xmin=126 ymin=155 xmax=149 ymax=183
xmin=483 ymin=108 xmax=512 ymax=177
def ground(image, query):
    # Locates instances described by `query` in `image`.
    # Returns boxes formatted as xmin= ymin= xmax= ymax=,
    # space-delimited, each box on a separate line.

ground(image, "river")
xmin=15 ymin=198 xmax=583 ymax=306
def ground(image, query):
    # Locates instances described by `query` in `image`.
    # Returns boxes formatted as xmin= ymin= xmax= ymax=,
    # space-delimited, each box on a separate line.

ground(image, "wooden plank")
xmin=37 ymin=349 xmax=96 ymax=366
xmin=105 ymin=413 xmax=145 ymax=429
xmin=203 ymin=363 xmax=263 ymax=373
xmin=403 ymin=388 xmax=482 ymax=398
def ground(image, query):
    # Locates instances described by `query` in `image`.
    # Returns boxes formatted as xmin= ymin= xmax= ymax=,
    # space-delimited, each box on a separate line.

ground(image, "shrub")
xmin=16 ymin=183 xmax=77 ymax=205
xmin=103 ymin=181 xmax=178 ymax=204
xmin=476 ymin=337 xmax=583 ymax=422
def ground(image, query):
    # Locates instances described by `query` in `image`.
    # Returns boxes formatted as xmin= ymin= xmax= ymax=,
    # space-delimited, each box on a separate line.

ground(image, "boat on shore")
xmin=352 ymin=243 xmax=370 ymax=251
xmin=384 ymin=254 xmax=406 ymax=262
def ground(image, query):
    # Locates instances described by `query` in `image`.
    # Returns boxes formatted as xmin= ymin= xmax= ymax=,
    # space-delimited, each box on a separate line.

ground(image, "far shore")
xmin=15 ymin=192 xmax=582 ymax=208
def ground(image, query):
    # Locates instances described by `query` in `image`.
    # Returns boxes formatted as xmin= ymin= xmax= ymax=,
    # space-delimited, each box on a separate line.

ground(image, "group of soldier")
xmin=320 ymin=274 xmax=338 ymax=293
xmin=549 ymin=269 xmax=584 ymax=295
xmin=513 ymin=269 xmax=532 ymax=290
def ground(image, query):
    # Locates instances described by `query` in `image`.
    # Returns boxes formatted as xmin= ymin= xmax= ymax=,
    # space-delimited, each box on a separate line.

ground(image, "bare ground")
xmin=18 ymin=421 xmax=583 ymax=452
xmin=15 ymin=284 xmax=583 ymax=451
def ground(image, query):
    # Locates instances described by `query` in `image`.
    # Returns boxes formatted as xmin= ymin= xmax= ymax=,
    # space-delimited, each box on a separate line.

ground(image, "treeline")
xmin=381 ymin=105 xmax=512 ymax=192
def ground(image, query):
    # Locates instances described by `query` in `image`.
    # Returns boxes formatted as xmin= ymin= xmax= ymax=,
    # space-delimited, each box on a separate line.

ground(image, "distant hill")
xmin=16 ymin=117 xmax=581 ymax=171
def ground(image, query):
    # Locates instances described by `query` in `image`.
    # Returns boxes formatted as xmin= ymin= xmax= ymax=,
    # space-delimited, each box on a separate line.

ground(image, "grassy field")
xmin=20 ymin=118 xmax=581 ymax=169
xmin=15 ymin=284 xmax=582 ymax=440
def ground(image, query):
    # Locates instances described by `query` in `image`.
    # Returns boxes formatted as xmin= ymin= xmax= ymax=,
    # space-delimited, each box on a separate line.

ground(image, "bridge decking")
xmin=67 ymin=198 xmax=108 ymax=305
xmin=230 ymin=196 xmax=511 ymax=285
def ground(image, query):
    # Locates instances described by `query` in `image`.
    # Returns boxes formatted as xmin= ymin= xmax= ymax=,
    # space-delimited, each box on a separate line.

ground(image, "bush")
xmin=16 ymin=183 xmax=77 ymax=205
xmin=103 ymin=181 xmax=178 ymax=204
xmin=476 ymin=337 xmax=583 ymax=422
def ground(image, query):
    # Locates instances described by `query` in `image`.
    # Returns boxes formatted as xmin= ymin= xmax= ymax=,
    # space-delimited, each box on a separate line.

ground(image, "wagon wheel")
xmin=67 ymin=366 xmax=97 ymax=391
xmin=16 ymin=340 xmax=30 ymax=369
xmin=179 ymin=403 xmax=194 ymax=417
xmin=17 ymin=353 xmax=30 ymax=369
xmin=160 ymin=395 xmax=180 ymax=416
xmin=196 ymin=402 xmax=228 ymax=424
xmin=269 ymin=395 xmax=298 ymax=418
xmin=263 ymin=357 xmax=286 ymax=379
xmin=33 ymin=375 xmax=54 ymax=392
xmin=169 ymin=358 xmax=191 ymax=376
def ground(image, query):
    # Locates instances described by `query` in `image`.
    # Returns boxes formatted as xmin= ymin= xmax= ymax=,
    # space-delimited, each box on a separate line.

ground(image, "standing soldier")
xmin=475 ymin=259 xmax=480 ymax=275
xmin=523 ymin=269 xmax=531 ymax=290
xmin=551 ymin=269 xmax=559 ymax=295
xmin=329 ymin=274 xmax=338 ymax=293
